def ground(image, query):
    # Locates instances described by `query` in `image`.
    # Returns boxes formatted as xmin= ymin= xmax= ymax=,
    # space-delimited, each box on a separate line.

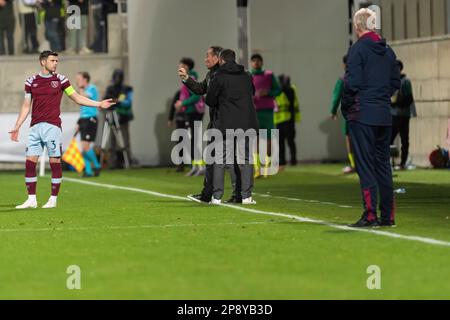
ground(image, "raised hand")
xmin=178 ymin=67 xmax=189 ymax=81
xmin=99 ymin=99 xmax=116 ymax=109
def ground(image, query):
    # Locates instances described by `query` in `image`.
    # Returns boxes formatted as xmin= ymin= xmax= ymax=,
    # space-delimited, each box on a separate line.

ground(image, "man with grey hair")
xmin=342 ymin=8 xmax=401 ymax=227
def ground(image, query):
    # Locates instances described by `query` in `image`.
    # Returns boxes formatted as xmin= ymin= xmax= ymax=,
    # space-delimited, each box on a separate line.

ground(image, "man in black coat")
xmin=205 ymin=49 xmax=259 ymax=204
xmin=180 ymin=46 xmax=246 ymax=204
xmin=178 ymin=46 xmax=221 ymax=203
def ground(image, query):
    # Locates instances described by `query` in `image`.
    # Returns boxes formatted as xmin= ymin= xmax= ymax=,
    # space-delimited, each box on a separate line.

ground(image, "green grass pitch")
xmin=0 ymin=164 xmax=449 ymax=299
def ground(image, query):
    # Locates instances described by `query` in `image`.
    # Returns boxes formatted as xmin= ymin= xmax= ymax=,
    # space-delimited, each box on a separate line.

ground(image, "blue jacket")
xmin=343 ymin=32 xmax=401 ymax=126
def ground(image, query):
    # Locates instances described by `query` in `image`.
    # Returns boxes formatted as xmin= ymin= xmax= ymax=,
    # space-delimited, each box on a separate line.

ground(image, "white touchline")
xmin=253 ymin=193 xmax=415 ymax=210
xmin=63 ymin=178 xmax=450 ymax=248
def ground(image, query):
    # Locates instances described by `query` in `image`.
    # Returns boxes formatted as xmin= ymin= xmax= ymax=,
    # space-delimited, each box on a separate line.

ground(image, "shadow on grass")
xmin=0 ymin=204 xmax=18 ymax=208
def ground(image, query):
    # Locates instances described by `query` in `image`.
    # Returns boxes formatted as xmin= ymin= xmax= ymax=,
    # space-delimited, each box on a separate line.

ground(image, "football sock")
xmin=348 ymin=152 xmax=356 ymax=169
xmin=25 ymin=160 xmax=37 ymax=196
xmin=50 ymin=162 xmax=62 ymax=197
xmin=87 ymin=148 xmax=100 ymax=169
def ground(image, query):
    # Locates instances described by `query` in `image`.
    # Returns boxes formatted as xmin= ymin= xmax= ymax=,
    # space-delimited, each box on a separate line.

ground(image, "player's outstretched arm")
xmin=67 ymin=90 xmax=116 ymax=109
xmin=9 ymin=98 xmax=32 ymax=142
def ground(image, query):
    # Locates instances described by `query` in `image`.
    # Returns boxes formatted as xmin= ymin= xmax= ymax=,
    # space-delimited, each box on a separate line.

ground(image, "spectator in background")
xmin=175 ymin=57 xmax=205 ymax=177
xmin=68 ymin=0 xmax=92 ymax=54
xmin=18 ymin=0 xmax=40 ymax=54
xmin=390 ymin=60 xmax=416 ymax=170
xmin=0 ymin=0 xmax=16 ymax=56
xmin=104 ymin=69 xmax=133 ymax=169
xmin=40 ymin=0 xmax=64 ymax=52
xmin=250 ymin=53 xmax=281 ymax=178
xmin=275 ymin=74 xmax=301 ymax=169
xmin=90 ymin=0 xmax=106 ymax=53
xmin=330 ymin=54 xmax=356 ymax=174
xmin=168 ymin=89 xmax=187 ymax=173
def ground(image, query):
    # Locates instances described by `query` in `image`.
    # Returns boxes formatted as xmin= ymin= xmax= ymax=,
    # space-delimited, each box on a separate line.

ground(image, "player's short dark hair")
xmin=209 ymin=46 xmax=223 ymax=57
xmin=78 ymin=72 xmax=91 ymax=82
xmin=180 ymin=57 xmax=195 ymax=70
xmin=39 ymin=50 xmax=58 ymax=62
xmin=251 ymin=53 xmax=263 ymax=62
xmin=397 ymin=59 xmax=404 ymax=71
xmin=219 ymin=49 xmax=236 ymax=63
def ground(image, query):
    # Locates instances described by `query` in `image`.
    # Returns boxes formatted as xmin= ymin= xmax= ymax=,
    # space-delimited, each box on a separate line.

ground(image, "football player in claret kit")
xmin=9 ymin=51 xmax=116 ymax=209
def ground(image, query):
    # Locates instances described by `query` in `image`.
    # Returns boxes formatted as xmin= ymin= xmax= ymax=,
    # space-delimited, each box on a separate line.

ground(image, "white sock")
xmin=28 ymin=195 xmax=37 ymax=202
xmin=49 ymin=196 xmax=57 ymax=202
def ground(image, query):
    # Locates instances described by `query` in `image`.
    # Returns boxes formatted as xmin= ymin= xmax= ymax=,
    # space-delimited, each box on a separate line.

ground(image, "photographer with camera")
xmin=104 ymin=69 xmax=134 ymax=169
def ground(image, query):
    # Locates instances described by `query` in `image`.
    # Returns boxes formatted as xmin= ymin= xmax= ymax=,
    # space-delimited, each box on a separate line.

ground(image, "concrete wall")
xmin=128 ymin=0 xmax=349 ymax=166
xmin=127 ymin=0 xmax=239 ymax=166
xmin=381 ymin=0 xmax=448 ymax=41
xmin=391 ymin=36 xmax=450 ymax=166
xmin=248 ymin=0 xmax=349 ymax=162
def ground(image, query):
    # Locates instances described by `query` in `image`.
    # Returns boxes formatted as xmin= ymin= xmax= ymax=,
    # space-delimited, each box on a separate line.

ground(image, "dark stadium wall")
xmin=128 ymin=0 xmax=349 ymax=166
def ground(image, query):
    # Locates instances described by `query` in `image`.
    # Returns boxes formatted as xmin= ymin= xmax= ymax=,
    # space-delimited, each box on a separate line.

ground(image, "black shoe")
xmin=83 ymin=172 xmax=94 ymax=178
xmin=225 ymin=197 xmax=243 ymax=204
xmin=187 ymin=194 xmax=211 ymax=204
xmin=175 ymin=165 xmax=185 ymax=173
xmin=349 ymin=217 xmax=380 ymax=228
xmin=378 ymin=219 xmax=397 ymax=227
xmin=94 ymin=168 xmax=101 ymax=177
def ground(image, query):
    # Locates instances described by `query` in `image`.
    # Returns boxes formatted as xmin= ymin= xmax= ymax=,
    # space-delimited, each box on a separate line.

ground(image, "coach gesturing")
xmin=343 ymin=9 xmax=401 ymax=227
xmin=205 ymin=49 xmax=259 ymax=205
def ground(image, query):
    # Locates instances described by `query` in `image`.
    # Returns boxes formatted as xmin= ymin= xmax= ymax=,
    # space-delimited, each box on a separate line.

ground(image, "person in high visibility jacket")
xmin=275 ymin=74 xmax=301 ymax=168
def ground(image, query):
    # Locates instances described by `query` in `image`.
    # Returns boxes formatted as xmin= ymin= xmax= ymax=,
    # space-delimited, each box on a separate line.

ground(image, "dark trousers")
xmin=0 ymin=22 xmax=15 ymax=55
xmin=188 ymin=114 xmax=204 ymax=162
xmin=22 ymin=13 xmax=39 ymax=52
xmin=200 ymin=140 xmax=242 ymax=201
xmin=213 ymin=138 xmax=253 ymax=200
xmin=277 ymin=120 xmax=297 ymax=166
xmin=90 ymin=7 xmax=106 ymax=52
xmin=391 ymin=116 xmax=410 ymax=167
xmin=45 ymin=19 xmax=62 ymax=52
xmin=348 ymin=121 xmax=395 ymax=223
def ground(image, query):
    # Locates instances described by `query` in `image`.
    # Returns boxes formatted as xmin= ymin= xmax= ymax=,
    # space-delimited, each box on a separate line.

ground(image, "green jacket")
xmin=330 ymin=77 xmax=344 ymax=115
xmin=180 ymin=70 xmax=201 ymax=114
xmin=274 ymin=85 xmax=301 ymax=125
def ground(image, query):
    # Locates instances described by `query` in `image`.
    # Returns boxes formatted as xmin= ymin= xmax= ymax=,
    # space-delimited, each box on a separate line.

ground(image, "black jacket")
xmin=69 ymin=0 xmax=89 ymax=15
xmin=343 ymin=32 xmax=400 ymax=126
xmin=104 ymin=84 xmax=133 ymax=124
xmin=0 ymin=0 xmax=15 ymax=28
xmin=184 ymin=64 xmax=219 ymax=129
xmin=41 ymin=0 xmax=64 ymax=20
xmin=205 ymin=61 xmax=259 ymax=133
